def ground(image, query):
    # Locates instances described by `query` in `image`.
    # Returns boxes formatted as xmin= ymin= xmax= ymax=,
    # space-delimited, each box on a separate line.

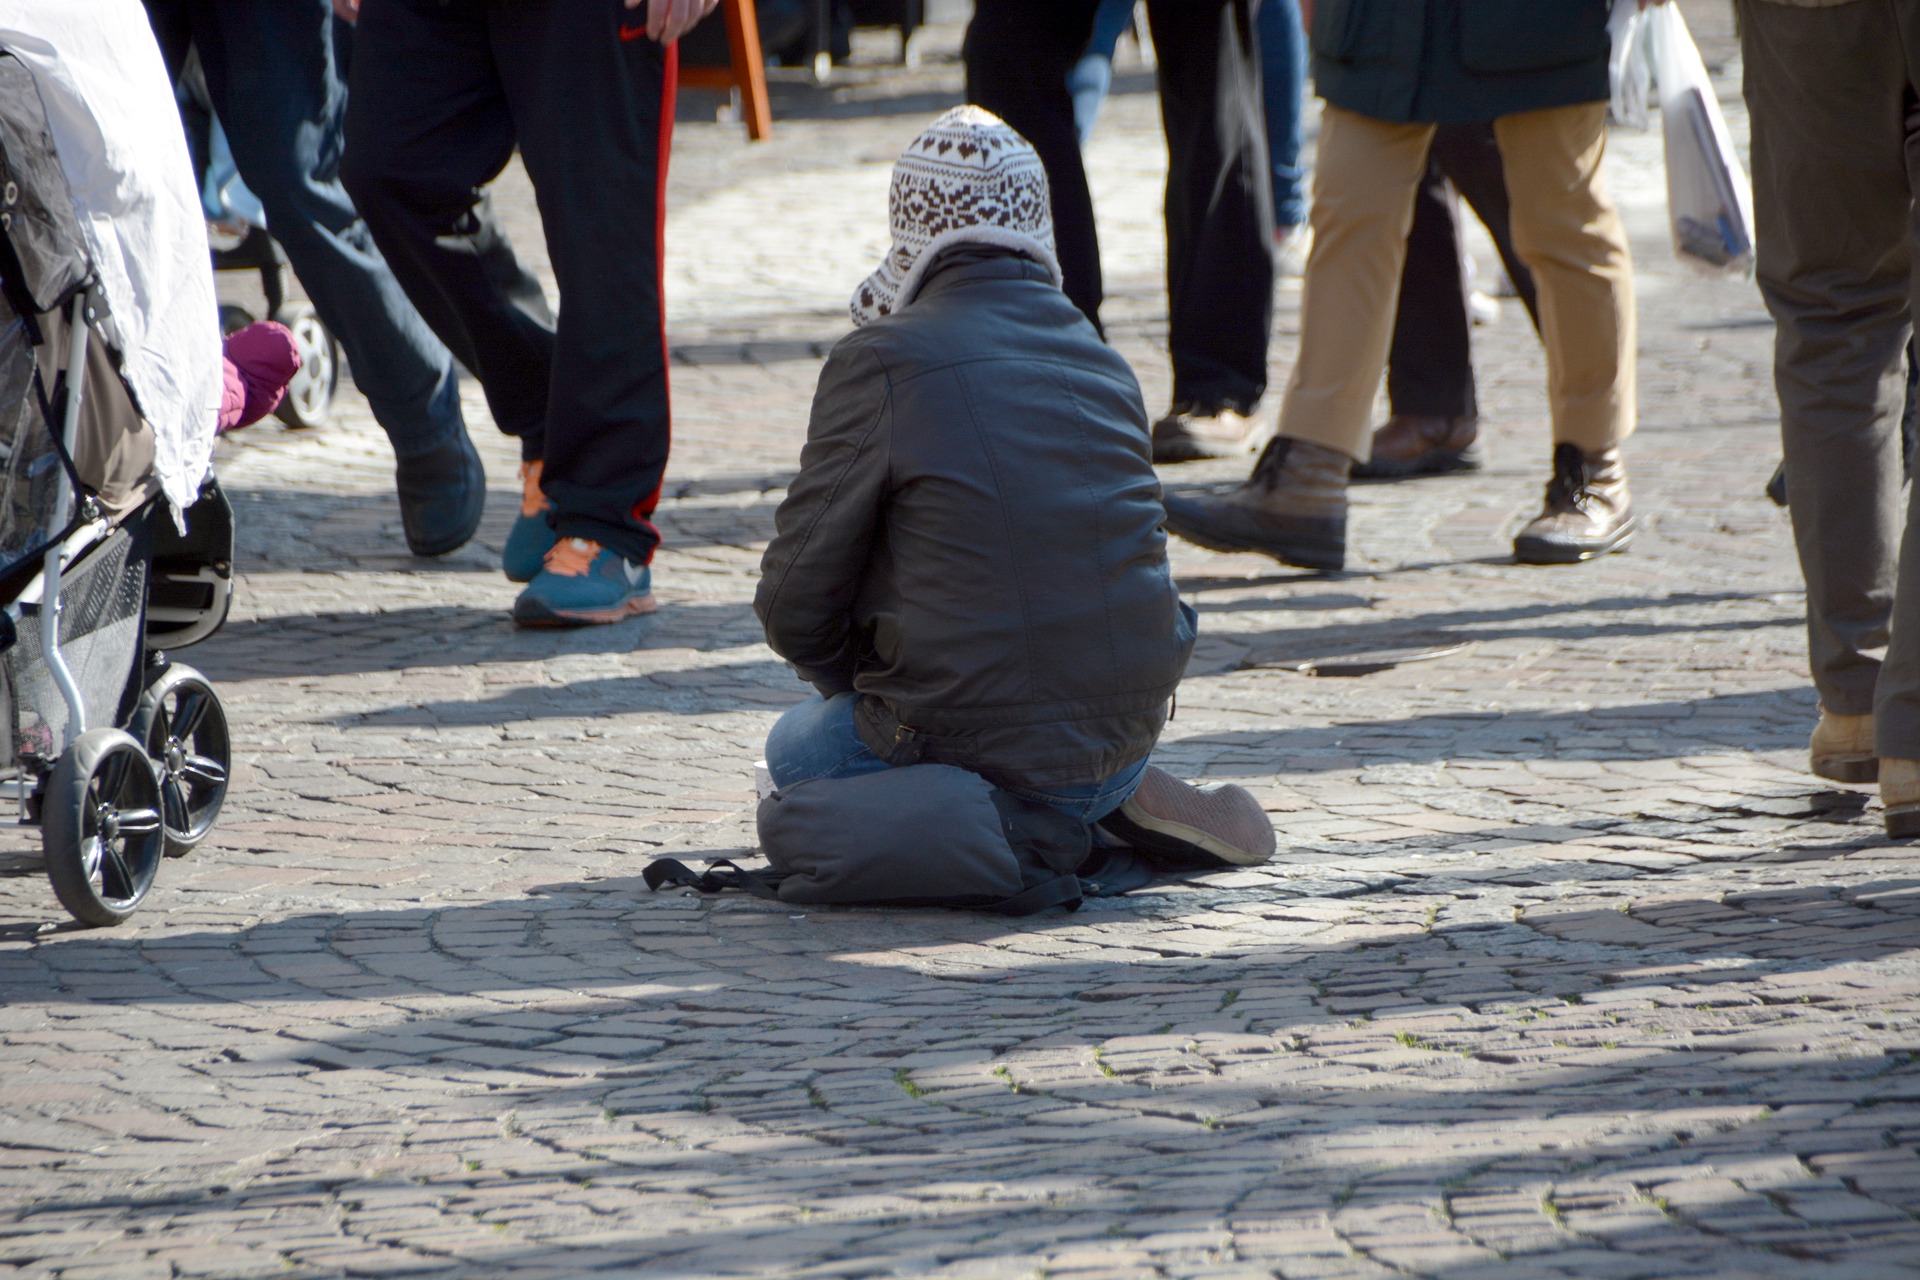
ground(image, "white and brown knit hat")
xmin=850 ymin=106 xmax=1063 ymax=328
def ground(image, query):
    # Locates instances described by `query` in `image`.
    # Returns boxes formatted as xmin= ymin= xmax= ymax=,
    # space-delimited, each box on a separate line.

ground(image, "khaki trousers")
xmin=1278 ymin=102 xmax=1636 ymax=463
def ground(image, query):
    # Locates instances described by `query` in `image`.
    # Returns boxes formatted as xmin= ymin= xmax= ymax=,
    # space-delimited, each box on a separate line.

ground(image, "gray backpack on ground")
xmin=644 ymin=764 xmax=1152 ymax=915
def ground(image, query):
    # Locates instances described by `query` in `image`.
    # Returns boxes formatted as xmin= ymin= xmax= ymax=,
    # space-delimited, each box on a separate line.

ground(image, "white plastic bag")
xmin=1646 ymin=2 xmax=1755 ymax=276
xmin=1608 ymin=0 xmax=1652 ymax=130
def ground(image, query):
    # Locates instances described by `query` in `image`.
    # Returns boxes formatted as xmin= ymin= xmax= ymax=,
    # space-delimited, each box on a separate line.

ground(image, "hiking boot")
xmin=511 ymin=538 xmax=656 ymax=628
xmin=1151 ymin=403 xmax=1270 ymax=464
xmin=1352 ymin=414 xmax=1484 ymax=480
xmin=503 ymin=460 xmax=557 ymax=583
xmin=1100 ymin=765 xmax=1276 ymax=867
xmin=1512 ymin=443 xmax=1635 ymax=564
xmin=1161 ymin=436 xmax=1349 ymax=571
xmin=1274 ymin=223 xmax=1312 ymax=280
xmin=395 ymin=430 xmax=485 ymax=557
xmin=1883 ymin=758 xmax=1920 ymax=837
xmin=1811 ymin=708 xmax=1876 ymax=784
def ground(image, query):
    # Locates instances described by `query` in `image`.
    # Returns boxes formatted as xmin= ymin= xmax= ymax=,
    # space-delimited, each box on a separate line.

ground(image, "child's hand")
xmin=625 ymin=0 xmax=720 ymax=44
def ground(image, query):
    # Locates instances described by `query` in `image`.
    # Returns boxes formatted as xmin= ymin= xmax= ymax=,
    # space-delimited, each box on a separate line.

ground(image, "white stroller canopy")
xmin=0 ymin=0 xmax=221 ymax=513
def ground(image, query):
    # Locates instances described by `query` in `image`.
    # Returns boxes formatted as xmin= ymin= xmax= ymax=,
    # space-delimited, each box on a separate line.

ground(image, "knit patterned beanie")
xmin=850 ymin=106 xmax=1063 ymax=328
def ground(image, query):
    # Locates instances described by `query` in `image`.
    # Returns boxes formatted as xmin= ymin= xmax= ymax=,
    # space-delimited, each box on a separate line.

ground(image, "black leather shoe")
xmin=395 ymin=431 xmax=486 ymax=557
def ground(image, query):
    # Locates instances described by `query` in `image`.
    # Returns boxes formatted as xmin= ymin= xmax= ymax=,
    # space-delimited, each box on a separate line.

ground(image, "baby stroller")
xmin=0 ymin=43 xmax=235 ymax=927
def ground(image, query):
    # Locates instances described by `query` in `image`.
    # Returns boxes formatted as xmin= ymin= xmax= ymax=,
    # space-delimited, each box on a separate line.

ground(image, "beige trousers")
xmin=1278 ymin=102 xmax=1636 ymax=463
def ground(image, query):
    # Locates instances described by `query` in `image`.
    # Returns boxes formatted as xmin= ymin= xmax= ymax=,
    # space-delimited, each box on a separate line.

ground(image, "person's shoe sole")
xmin=511 ymin=593 xmax=657 ymax=629
xmin=1100 ymin=766 xmax=1275 ymax=867
xmin=1161 ymin=501 xmax=1345 ymax=572
xmin=1512 ymin=517 xmax=1636 ymax=565
xmin=1812 ymin=753 xmax=1879 ymax=784
xmin=1886 ymin=801 xmax=1920 ymax=838
xmin=1353 ymin=443 xmax=1485 ymax=482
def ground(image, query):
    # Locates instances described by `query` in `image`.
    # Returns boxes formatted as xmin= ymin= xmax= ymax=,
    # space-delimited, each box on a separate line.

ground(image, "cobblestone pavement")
xmin=6 ymin=8 xmax=1920 ymax=1278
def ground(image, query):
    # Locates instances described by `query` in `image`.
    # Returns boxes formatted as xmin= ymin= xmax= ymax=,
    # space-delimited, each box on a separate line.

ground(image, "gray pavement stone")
xmin=3 ymin=5 xmax=1918 ymax=1277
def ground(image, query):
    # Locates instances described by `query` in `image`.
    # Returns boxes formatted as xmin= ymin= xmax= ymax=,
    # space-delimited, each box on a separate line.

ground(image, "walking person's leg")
xmin=1492 ymin=102 xmax=1637 ymax=563
xmin=1144 ymin=0 xmax=1276 ymax=462
xmin=482 ymin=0 xmax=676 ymax=626
xmin=966 ymin=0 xmax=1105 ymax=328
xmin=1161 ymin=105 xmax=1434 ymax=570
xmin=1431 ymin=122 xmax=1539 ymax=329
xmin=1738 ymin=0 xmax=1911 ymax=815
xmin=166 ymin=0 xmax=485 ymax=558
xmin=1258 ymin=0 xmax=1310 ymax=273
xmin=1359 ymin=148 xmax=1481 ymax=479
xmin=341 ymin=0 xmax=560 ymax=572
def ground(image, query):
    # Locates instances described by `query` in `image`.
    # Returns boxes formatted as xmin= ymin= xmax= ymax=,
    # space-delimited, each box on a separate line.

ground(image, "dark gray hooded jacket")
xmin=755 ymin=248 xmax=1196 ymax=790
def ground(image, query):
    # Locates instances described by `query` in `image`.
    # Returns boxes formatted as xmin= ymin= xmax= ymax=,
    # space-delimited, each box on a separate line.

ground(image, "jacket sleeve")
xmin=754 ymin=341 xmax=891 ymax=694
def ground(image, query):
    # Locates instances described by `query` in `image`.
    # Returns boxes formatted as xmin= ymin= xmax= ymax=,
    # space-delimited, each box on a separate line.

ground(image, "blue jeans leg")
xmin=1258 ymin=0 xmax=1308 ymax=228
xmin=764 ymin=694 xmax=892 ymax=791
xmin=765 ymin=694 xmax=1148 ymax=824
xmin=1000 ymin=755 xmax=1150 ymax=825
xmin=189 ymin=0 xmax=467 ymax=460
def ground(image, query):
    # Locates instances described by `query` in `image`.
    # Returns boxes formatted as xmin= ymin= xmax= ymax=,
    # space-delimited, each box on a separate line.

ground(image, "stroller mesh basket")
xmin=8 ymin=526 xmax=145 ymax=765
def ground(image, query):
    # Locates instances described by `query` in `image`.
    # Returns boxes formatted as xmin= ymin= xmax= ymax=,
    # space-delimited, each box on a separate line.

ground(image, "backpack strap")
xmin=643 ymin=857 xmax=786 ymax=901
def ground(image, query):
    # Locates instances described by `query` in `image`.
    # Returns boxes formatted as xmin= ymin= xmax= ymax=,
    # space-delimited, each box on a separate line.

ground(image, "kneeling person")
xmin=754 ymin=107 xmax=1273 ymax=869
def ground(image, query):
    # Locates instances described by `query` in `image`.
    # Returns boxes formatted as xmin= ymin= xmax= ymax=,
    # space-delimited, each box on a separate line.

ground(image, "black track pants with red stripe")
xmin=342 ymin=0 xmax=676 ymax=565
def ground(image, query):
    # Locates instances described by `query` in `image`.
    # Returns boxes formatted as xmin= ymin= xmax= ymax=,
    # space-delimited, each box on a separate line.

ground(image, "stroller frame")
xmin=1 ymin=285 xmax=236 ymax=928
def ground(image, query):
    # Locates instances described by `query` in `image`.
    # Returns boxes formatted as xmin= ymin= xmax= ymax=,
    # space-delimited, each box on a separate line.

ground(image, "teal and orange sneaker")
xmin=511 ymin=537 xmax=656 ymax=628
xmin=503 ymin=460 xmax=558 ymax=583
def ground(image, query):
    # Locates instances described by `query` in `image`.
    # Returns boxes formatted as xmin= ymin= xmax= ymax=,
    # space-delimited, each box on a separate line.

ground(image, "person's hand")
xmin=332 ymin=0 xmax=359 ymax=22
xmin=624 ymin=0 xmax=720 ymax=44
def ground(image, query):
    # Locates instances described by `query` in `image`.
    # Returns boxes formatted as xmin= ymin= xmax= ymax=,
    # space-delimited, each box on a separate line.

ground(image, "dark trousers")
xmin=966 ymin=0 xmax=1274 ymax=414
xmin=144 ymin=0 xmax=465 ymax=462
xmin=1385 ymin=123 xmax=1541 ymax=420
xmin=340 ymin=0 xmax=676 ymax=564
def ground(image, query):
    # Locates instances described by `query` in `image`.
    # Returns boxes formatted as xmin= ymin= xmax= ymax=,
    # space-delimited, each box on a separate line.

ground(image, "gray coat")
xmin=755 ymin=248 xmax=1196 ymax=791
xmin=1313 ymin=0 xmax=1612 ymax=124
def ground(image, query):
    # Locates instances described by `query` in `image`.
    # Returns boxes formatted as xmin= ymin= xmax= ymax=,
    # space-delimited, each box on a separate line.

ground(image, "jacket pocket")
xmin=1311 ymin=0 xmax=1397 ymax=64
xmin=1457 ymin=0 xmax=1609 ymax=74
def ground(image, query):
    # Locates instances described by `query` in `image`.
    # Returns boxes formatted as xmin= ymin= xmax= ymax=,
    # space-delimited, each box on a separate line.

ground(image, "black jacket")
xmin=755 ymin=248 xmax=1196 ymax=790
xmin=1313 ymin=0 xmax=1611 ymax=125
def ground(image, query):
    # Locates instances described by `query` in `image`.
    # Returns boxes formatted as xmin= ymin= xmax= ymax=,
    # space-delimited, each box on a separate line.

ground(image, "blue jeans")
xmin=765 ymin=694 xmax=1150 ymax=825
xmin=146 ymin=0 xmax=467 ymax=461
xmin=1258 ymin=0 xmax=1308 ymax=228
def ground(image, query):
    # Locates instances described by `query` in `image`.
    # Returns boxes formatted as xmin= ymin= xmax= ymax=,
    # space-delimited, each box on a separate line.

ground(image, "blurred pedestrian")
xmin=1356 ymin=123 xmax=1541 ymax=480
xmin=1165 ymin=0 xmax=1636 ymax=571
xmin=965 ymin=0 xmax=1276 ymax=466
xmin=144 ymin=0 xmax=486 ymax=559
xmin=1738 ymin=0 xmax=1920 ymax=835
xmin=337 ymin=0 xmax=715 ymax=626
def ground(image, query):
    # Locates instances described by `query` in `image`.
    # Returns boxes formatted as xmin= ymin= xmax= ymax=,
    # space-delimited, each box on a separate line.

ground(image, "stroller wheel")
xmin=271 ymin=302 xmax=339 ymax=430
xmin=129 ymin=664 xmax=230 ymax=859
xmin=218 ymin=303 xmax=256 ymax=337
xmin=43 ymin=729 xmax=166 ymax=927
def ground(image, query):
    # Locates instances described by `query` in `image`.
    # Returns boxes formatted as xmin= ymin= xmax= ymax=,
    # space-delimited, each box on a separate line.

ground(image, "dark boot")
xmin=1352 ymin=414 xmax=1483 ymax=480
xmin=1161 ymin=436 xmax=1350 ymax=571
xmin=1512 ymin=442 xmax=1634 ymax=564
xmin=395 ymin=430 xmax=486 ymax=557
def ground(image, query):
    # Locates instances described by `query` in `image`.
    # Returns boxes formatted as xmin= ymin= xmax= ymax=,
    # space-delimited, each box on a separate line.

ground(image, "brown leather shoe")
xmin=1513 ymin=443 xmax=1635 ymax=564
xmin=1151 ymin=404 xmax=1269 ymax=463
xmin=1102 ymin=765 xmax=1276 ymax=867
xmin=1161 ymin=436 xmax=1350 ymax=570
xmin=1810 ymin=708 xmax=1876 ymax=784
xmin=1352 ymin=415 xmax=1484 ymax=480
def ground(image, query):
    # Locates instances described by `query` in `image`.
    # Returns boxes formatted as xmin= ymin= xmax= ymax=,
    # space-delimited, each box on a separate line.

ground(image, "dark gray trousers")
xmin=1741 ymin=0 xmax=1920 ymax=753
